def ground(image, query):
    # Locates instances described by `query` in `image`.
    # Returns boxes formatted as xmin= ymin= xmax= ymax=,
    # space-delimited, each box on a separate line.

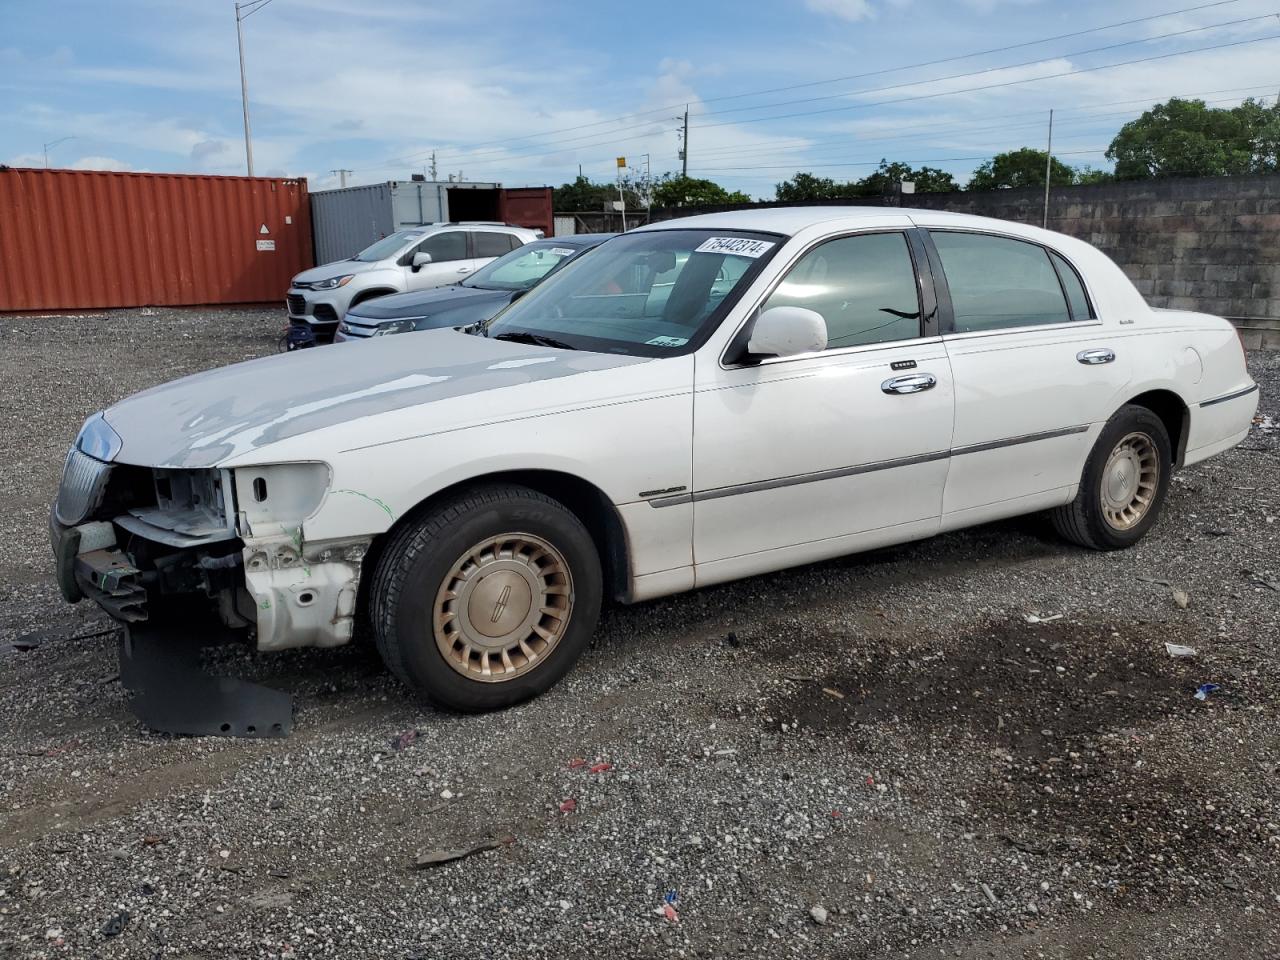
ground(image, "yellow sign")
xmin=616 ymin=156 xmax=626 ymax=168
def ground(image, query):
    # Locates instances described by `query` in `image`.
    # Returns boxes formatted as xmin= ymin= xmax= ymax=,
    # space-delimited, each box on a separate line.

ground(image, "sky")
xmin=2 ymin=0 xmax=1279 ymax=199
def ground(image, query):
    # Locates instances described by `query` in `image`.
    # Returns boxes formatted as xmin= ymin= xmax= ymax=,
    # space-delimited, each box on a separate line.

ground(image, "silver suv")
xmin=286 ymin=223 xmax=541 ymax=335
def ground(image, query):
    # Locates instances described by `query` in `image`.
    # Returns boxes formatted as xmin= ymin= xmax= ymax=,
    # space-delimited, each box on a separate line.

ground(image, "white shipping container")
xmin=310 ymin=180 xmax=503 ymax=264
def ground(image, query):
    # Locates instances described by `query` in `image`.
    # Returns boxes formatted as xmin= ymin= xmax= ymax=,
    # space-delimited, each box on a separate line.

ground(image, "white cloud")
xmin=959 ymin=0 xmax=1041 ymax=12
xmin=191 ymin=139 xmax=230 ymax=165
xmin=804 ymin=0 xmax=877 ymax=21
xmin=69 ymin=155 xmax=134 ymax=171
xmin=5 ymin=152 xmax=46 ymax=168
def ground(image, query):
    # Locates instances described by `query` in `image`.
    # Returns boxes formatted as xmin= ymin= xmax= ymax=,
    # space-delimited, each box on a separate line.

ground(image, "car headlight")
xmin=372 ymin=318 xmax=422 ymax=336
xmin=75 ymin=412 xmax=124 ymax=462
xmin=313 ymin=274 xmax=354 ymax=290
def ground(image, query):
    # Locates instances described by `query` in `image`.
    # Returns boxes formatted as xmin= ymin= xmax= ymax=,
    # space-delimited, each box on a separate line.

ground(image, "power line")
xmin=445 ymin=55 xmax=1277 ymax=177
xmin=430 ymin=23 xmax=1276 ymax=171
xmin=687 ymin=91 xmax=1278 ymax=166
xmin=685 ymin=81 xmax=1280 ymax=162
xmin=693 ymin=0 xmax=1248 ymax=107
xmin=364 ymin=0 xmax=1250 ymax=168
xmin=237 ymin=0 xmax=276 ymax=18
xmin=695 ymin=11 xmax=1277 ymax=122
xmin=385 ymin=25 xmax=1273 ymax=175
xmin=693 ymin=32 xmax=1280 ymax=130
xmin=353 ymin=124 xmax=680 ymax=176
xmin=694 ymin=147 xmax=1112 ymax=173
xmin=698 ymin=147 xmax=1113 ymax=182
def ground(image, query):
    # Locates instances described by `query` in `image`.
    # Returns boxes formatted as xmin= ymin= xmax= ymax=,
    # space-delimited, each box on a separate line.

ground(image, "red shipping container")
xmin=0 ymin=167 xmax=314 ymax=312
xmin=499 ymin=187 xmax=553 ymax=238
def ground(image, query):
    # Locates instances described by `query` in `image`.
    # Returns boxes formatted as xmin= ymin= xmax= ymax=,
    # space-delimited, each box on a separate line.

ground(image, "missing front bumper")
xmin=120 ymin=618 xmax=294 ymax=738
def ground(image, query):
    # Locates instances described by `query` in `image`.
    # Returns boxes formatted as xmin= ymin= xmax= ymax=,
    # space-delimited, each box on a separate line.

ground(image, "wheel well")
xmin=1127 ymin=389 xmax=1190 ymax=466
xmin=363 ymin=470 xmax=631 ymax=606
xmin=350 ymin=288 xmax=398 ymax=307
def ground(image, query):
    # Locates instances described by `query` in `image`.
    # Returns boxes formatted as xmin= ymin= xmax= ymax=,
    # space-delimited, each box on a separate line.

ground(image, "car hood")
xmin=292 ymin=259 xmax=388 ymax=284
xmin=348 ymin=284 xmax=511 ymax=320
xmin=102 ymin=331 xmax=651 ymax=469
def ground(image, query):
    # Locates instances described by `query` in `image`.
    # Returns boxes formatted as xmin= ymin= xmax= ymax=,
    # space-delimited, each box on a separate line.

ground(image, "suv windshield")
xmin=482 ymin=229 xmax=782 ymax=357
xmin=352 ymin=230 xmax=424 ymax=262
xmin=463 ymin=241 xmax=586 ymax=292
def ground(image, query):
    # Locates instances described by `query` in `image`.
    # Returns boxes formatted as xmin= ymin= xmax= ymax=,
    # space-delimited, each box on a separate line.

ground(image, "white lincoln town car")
xmin=51 ymin=208 xmax=1258 ymax=724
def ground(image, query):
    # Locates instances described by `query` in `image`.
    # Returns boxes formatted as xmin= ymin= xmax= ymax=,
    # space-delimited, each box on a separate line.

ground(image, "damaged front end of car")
xmin=49 ymin=413 xmax=372 ymax=738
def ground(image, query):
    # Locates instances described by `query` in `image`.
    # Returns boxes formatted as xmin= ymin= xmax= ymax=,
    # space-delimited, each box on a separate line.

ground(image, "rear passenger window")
xmin=418 ymin=231 xmax=466 ymax=263
xmin=931 ymin=232 xmax=1071 ymax=333
xmin=1049 ymin=250 xmax=1093 ymax=320
xmin=762 ymin=232 xmax=921 ymax=349
xmin=474 ymin=231 xmax=515 ymax=258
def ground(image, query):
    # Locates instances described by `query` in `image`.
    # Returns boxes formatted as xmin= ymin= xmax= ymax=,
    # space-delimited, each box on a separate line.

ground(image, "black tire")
xmin=1051 ymin=404 xmax=1172 ymax=550
xmin=369 ymin=484 xmax=602 ymax=711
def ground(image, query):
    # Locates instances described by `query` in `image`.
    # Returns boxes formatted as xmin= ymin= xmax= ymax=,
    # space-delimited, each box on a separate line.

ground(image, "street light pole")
xmin=42 ymin=136 xmax=77 ymax=168
xmin=235 ymin=2 xmax=255 ymax=176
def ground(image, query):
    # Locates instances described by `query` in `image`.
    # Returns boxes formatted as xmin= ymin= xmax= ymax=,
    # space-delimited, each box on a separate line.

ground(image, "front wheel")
xmin=1051 ymin=404 xmax=1172 ymax=550
xmin=369 ymin=485 xmax=602 ymax=711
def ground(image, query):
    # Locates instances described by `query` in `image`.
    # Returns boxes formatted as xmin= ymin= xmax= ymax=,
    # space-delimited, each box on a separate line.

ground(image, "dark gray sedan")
xmin=334 ymin=233 xmax=614 ymax=341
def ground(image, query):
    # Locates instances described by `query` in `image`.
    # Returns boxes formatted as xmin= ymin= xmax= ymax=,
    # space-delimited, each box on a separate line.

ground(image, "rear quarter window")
xmin=1049 ymin=250 xmax=1094 ymax=321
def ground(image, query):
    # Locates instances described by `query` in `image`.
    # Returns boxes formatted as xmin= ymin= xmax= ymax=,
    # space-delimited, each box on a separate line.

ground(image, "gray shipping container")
xmin=310 ymin=180 xmax=502 ymax=265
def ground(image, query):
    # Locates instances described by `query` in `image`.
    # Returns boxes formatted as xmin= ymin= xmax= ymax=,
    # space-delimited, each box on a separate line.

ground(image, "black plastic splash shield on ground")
xmin=119 ymin=622 xmax=294 ymax=738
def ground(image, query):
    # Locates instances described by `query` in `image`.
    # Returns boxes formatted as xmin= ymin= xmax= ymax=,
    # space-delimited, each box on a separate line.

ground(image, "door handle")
xmin=1077 ymin=348 xmax=1115 ymax=365
xmin=457 ymin=267 xmax=471 ymax=274
xmin=881 ymin=373 xmax=937 ymax=395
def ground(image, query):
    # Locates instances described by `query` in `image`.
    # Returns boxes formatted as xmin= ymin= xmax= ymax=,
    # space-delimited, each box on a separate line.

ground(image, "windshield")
xmin=352 ymin=230 xmax=424 ymax=262
xmin=463 ymin=241 xmax=587 ymax=291
xmin=482 ymin=229 xmax=782 ymax=357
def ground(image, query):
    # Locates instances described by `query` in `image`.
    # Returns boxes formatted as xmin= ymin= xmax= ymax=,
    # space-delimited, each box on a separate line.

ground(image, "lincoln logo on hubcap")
xmin=490 ymin=584 xmax=512 ymax=624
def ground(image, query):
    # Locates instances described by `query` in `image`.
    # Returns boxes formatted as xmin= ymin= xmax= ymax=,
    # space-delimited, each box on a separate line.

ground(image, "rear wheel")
xmin=1051 ymin=404 xmax=1172 ymax=550
xmin=370 ymin=484 xmax=602 ymax=711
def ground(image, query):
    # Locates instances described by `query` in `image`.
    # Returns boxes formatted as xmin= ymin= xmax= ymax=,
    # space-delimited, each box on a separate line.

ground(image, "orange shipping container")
xmin=0 ymin=167 xmax=314 ymax=312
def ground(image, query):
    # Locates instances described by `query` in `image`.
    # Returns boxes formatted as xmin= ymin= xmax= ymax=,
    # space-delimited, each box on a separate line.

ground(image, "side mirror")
xmin=746 ymin=306 xmax=827 ymax=358
xmin=412 ymin=252 xmax=433 ymax=270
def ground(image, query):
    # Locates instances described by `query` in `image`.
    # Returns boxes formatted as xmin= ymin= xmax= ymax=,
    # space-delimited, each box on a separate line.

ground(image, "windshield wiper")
xmin=492 ymin=331 xmax=577 ymax=350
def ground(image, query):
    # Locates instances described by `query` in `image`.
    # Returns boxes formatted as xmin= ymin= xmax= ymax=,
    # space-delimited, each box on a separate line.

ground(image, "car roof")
xmin=634 ymin=206 xmax=911 ymax=234
xmin=634 ymin=206 xmax=1066 ymax=245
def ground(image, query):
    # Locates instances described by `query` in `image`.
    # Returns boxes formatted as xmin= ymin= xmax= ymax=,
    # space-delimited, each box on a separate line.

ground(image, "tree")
xmin=967 ymin=148 xmax=1077 ymax=191
xmin=552 ymin=174 xmax=650 ymax=211
xmin=855 ymin=160 xmax=957 ymax=195
xmin=1106 ymin=96 xmax=1280 ymax=179
xmin=553 ymin=175 xmax=614 ymax=212
xmin=777 ymin=162 xmax=958 ymax=200
xmin=774 ymin=172 xmax=859 ymax=201
xmin=1074 ymin=166 xmax=1114 ymax=185
xmin=651 ymin=174 xmax=751 ymax=207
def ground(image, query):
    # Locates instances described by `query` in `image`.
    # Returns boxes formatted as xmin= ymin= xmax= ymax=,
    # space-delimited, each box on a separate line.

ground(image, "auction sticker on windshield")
xmin=549 ymin=248 xmax=577 ymax=257
xmin=694 ymin=237 xmax=776 ymax=258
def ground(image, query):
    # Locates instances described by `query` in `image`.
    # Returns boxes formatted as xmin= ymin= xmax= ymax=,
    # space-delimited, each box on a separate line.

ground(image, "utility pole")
xmin=642 ymin=153 xmax=651 ymax=220
xmin=1042 ymin=108 xmax=1054 ymax=229
xmin=429 ymin=151 xmax=437 ymax=181
xmin=681 ymin=105 xmax=689 ymax=177
xmin=616 ymin=156 xmax=627 ymax=232
xmin=235 ymin=2 xmax=255 ymax=176
xmin=330 ymin=169 xmax=352 ymax=187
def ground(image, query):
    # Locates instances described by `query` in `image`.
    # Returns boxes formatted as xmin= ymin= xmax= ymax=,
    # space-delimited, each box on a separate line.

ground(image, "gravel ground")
xmin=1 ymin=307 xmax=1278 ymax=959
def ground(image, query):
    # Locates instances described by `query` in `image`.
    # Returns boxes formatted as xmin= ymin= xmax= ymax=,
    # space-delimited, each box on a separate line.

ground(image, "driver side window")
xmin=763 ymin=232 xmax=922 ymax=349
xmin=416 ymin=231 xmax=467 ymax=263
